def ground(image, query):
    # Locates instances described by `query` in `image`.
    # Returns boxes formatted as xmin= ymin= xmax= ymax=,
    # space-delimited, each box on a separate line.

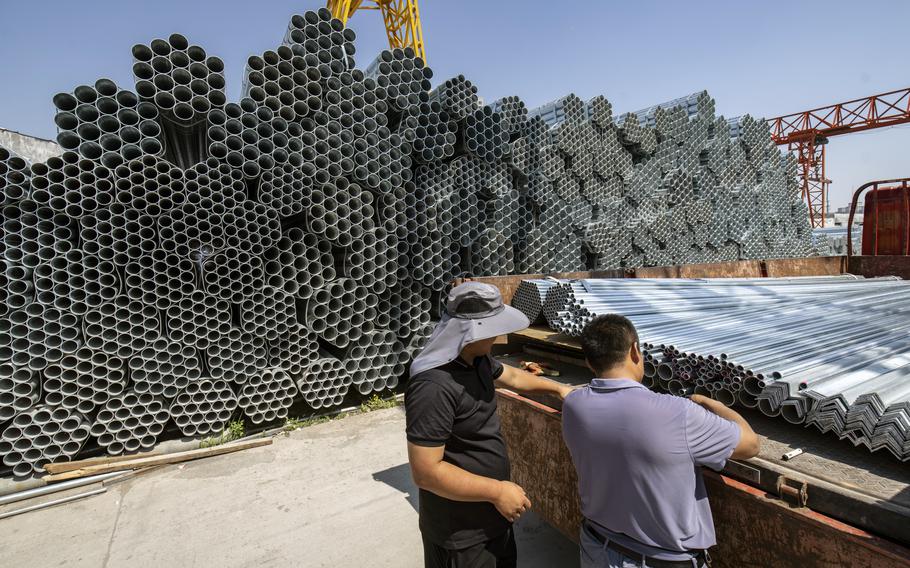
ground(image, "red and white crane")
xmin=767 ymin=88 xmax=910 ymax=227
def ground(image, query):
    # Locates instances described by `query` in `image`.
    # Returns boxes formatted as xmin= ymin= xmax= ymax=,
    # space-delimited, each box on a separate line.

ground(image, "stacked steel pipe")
xmin=240 ymin=287 xmax=296 ymax=342
xmin=128 ymin=338 xmax=201 ymax=399
xmin=283 ymin=8 xmax=356 ymax=80
xmin=206 ymin=330 xmax=267 ymax=385
xmin=90 ymin=392 xmax=170 ymax=455
xmin=237 ymin=368 xmax=298 ymax=424
xmin=305 ymin=278 xmax=377 ymax=348
xmin=341 ymin=328 xmax=408 ymax=396
xmin=0 ymin=147 xmax=32 ymax=205
xmin=34 ymin=249 xmax=118 ymax=315
xmin=52 ymin=80 xmax=162 ymax=169
xmin=428 ymin=75 xmax=480 ymax=121
xmin=364 ymin=47 xmax=433 ymax=113
xmin=269 ymin=324 xmax=319 ymax=377
xmin=530 ymin=276 xmax=910 ymax=460
xmin=0 ymin=404 xmax=90 ymax=477
xmin=169 ymin=378 xmax=238 ymax=437
xmin=511 ymin=279 xmax=560 ymax=324
xmin=0 ymin=7 xmax=823 ymax=477
xmin=131 ymin=33 xmax=226 ymax=168
xmin=404 ymin=323 xmax=435 ymax=360
xmin=0 ymin=364 xmax=40 ymax=423
xmin=44 ymin=347 xmax=127 ymax=414
xmin=536 ymin=90 xmax=814 ymax=270
xmin=242 ymin=46 xmax=322 ymax=124
xmin=384 ymin=280 xmax=432 ymax=340
xmin=296 ymin=356 xmax=351 ymax=410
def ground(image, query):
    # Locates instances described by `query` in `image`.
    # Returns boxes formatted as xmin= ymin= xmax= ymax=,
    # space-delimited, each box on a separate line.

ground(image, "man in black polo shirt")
xmin=406 ymin=282 xmax=573 ymax=568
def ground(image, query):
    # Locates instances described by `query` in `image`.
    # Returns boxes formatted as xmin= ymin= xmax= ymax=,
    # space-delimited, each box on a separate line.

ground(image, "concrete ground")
xmin=1 ymin=406 xmax=579 ymax=567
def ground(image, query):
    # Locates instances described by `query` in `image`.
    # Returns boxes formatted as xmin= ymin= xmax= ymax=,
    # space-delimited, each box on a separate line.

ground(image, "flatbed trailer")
xmin=457 ymin=256 xmax=910 ymax=567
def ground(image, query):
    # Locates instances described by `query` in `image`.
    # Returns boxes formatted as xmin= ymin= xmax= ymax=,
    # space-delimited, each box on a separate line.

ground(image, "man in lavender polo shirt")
xmin=563 ymin=314 xmax=760 ymax=568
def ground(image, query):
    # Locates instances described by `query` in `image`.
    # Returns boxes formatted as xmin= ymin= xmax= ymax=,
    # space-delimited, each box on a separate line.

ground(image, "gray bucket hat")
xmin=409 ymin=282 xmax=530 ymax=376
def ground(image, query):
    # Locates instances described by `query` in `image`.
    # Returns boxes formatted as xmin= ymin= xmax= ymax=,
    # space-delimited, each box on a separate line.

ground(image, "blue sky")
xmin=1 ymin=0 xmax=908 ymax=210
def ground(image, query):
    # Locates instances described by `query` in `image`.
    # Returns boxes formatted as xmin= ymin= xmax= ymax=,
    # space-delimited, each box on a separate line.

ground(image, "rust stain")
xmin=636 ymin=260 xmax=764 ymax=279
xmin=849 ymin=255 xmax=910 ymax=280
xmin=764 ymin=256 xmax=846 ymax=277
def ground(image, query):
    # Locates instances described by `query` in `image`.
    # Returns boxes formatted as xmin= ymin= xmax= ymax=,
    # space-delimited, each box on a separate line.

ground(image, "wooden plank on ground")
xmin=44 ymin=451 xmax=166 ymax=474
xmin=44 ymin=438 xmax=272 ymax=482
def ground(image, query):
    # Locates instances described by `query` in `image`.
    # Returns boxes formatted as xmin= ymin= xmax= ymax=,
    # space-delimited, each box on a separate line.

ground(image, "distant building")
xmin=823 ymin=212 xmax=863 ymax=227
xmin=835 ymin=204 xmax=863 ymax=215
xmin=0 ymin=128 xmax=61 ymax=163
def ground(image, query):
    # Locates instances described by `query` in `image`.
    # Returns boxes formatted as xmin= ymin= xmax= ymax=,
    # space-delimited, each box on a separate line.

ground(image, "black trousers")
xmin=422 ymin=528 xmax=517 ymax=568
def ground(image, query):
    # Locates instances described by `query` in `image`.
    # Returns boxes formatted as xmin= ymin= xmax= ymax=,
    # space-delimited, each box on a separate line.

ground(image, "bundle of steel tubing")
xmin=511 ymin=279 xmax=561 ymax=324
xmin=0 ymin=6 xmax=823 ymax=477
xmin=811 ymin=227 xmax=860 ymax=256
xmin=0 ymin=147 xmax=32 ymax=206
xmin=53 ymin=80 xmax=162 ymax=169
xmin=531 ymin=276 xmax=910 ymax=460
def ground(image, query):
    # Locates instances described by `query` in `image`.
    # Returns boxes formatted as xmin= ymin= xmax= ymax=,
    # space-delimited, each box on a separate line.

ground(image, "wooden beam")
xmin=44 ymin=439 xmax=272 ymax=482
xmin=511 ymin=326 xmax=583 ymax=352
xmin=44 ymin=451 xmax=166 ymax=474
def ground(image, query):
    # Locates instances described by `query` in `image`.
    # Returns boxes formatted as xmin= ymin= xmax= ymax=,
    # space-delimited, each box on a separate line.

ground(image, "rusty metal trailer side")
xmin=456 ymin=255 xmax=858 ymax=304
xmin=497 ymin=390 xmax=910 ymax=568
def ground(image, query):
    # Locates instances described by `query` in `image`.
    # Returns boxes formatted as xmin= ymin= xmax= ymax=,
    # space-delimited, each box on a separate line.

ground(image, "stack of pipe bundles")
xmin=521 ymin=276 xmax=910 ymax=460
xmin=811 ymin=227 xmax=861 ymax=256
xmin=0 ymin=7 xmax=815 ymax=477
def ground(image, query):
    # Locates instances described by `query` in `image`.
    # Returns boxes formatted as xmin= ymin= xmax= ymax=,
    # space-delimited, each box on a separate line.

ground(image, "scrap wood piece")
xmin=44 ymin=451 xmax=164 ymax=475
xmin=45 ymin=438 xmax=273 ymax=482
xmin=519 ymin=360 xmax=561 ymax=377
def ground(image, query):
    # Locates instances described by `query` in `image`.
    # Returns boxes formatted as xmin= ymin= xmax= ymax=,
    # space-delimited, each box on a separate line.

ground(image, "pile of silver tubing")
xmin=522 ymin=275 xmax=910 ymax=461
xmin=0 ymin=5 xmax=824 ymax=479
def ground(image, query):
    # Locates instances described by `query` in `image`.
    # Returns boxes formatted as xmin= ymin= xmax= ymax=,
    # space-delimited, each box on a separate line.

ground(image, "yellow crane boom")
xmin=327 ymin=0 xmax=426 ymax=62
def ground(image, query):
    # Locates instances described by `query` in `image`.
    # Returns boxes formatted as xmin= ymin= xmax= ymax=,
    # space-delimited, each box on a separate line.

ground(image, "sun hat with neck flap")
xmin=409 ymin=282 xmax=530 ymax=376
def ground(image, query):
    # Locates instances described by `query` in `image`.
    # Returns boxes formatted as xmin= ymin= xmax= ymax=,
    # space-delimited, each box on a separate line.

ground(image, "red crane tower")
xmin=767 ymin=87 xmax=910 ymax=227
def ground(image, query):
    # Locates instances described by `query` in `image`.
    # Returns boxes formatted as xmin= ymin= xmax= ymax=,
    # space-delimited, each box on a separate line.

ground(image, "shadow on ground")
xmin=373 ymin=462 xmax=419 ymax=511
xmin=373 ymin=462 xmax=580 ymax=567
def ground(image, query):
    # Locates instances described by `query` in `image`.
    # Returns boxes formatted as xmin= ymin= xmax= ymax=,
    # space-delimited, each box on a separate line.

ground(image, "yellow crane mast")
xmin=327 ymin=0 xmax=426 ymax=62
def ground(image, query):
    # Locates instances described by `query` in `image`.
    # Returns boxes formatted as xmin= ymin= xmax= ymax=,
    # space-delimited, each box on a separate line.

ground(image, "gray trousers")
xmin=579 ymin=523 xmax=707 ymax=568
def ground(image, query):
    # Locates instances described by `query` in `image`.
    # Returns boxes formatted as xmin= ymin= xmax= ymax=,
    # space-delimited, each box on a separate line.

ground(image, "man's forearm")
xmin=497 ymin=364 xmax=568 ymax=396
xmin=694 ymin=395 xmax=756 ymax=437
xmin=418 ymin=460 xmax=502 ymax=503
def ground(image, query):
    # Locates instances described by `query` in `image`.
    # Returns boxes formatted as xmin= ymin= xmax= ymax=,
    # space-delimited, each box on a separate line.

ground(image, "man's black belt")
xmin=586 ymin=523 xmax=710 ymax=567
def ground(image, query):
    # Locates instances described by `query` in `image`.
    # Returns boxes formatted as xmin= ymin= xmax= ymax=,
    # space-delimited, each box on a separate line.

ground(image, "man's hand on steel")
xmin=493 ymin=480 xmax=531 ymax=522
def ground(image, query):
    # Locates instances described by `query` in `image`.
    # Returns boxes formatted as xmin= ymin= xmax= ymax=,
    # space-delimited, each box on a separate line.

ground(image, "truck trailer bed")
xmin=497 ymin=328 xmax=910 ymax=553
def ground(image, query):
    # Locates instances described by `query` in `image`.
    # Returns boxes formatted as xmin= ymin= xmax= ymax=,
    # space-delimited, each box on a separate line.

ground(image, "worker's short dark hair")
xmin=580 ymin=314 xmax=639 ymax=375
